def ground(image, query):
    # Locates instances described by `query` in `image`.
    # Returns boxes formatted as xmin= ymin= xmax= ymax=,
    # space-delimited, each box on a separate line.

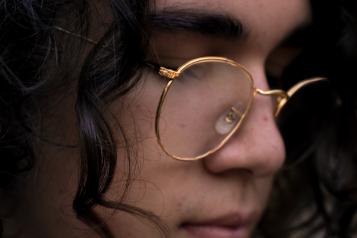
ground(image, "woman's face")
xmin=14 ymin=0 xmax=311 ymax=237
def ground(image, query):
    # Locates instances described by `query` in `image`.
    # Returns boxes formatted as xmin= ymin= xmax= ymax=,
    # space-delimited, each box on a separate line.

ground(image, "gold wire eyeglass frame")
xmin=53 ymin=26 xmax=328 ymax=161
xmin=155 ymin=57 xmax=327 ymax=161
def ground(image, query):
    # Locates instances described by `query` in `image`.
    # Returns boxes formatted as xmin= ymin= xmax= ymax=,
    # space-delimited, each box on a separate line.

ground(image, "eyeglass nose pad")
xmin=215 ymin=106 xmax=242 ymax=135
xmin=274 ymin=96 xmax=288 ymax=116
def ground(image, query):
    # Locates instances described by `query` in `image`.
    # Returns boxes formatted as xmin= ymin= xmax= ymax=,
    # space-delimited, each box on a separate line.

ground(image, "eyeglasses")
xmin=150 ymin=56 xmax=326 ymax=161
xmin=52 ymin=26 xmax=327 ymax=162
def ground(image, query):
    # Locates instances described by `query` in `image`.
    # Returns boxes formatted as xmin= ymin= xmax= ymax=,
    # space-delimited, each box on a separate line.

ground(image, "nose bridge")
xmin=203 ymin=66 xmax=285 ymax=176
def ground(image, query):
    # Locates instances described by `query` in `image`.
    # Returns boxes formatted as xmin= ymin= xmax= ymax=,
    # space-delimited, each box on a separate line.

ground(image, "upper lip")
xmin=182 ymin=211 xmax=256 ymax=228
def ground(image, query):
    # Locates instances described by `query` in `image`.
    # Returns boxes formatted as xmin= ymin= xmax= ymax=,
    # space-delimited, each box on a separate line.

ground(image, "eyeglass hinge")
xmin=159 ymin=67 xmax=179 ymax=79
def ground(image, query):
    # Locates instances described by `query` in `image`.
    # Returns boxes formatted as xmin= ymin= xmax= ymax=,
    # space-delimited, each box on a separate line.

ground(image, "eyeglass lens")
xmin=157 ymin=61 xmax=254 ymax=159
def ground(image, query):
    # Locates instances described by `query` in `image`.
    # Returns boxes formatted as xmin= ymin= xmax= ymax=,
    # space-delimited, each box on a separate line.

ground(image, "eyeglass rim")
xmin=158 ymin=56 xmax=253 ymax=79
xmin=155 ymin=56 xmax=256 ymax=161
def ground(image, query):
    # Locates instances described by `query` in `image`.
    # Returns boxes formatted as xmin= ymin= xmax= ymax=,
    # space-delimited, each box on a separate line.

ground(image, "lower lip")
xmin=182 ymin=224 xmax=249 ymax=238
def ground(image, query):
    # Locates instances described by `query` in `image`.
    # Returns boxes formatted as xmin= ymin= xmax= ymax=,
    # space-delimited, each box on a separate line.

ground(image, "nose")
xmin=203 ymin=70 xmax=285 ymax=177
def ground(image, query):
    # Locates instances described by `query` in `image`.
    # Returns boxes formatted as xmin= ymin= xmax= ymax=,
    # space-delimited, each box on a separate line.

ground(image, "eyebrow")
xmin=148 ymin=9 xmax=246 ymax=40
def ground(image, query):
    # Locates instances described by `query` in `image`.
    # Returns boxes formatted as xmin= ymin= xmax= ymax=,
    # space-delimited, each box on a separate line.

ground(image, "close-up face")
xmin=10 ymin=0 xmax=312 ymax=237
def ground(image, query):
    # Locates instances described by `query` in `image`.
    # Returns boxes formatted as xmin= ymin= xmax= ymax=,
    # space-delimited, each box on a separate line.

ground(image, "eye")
xmin=265 ymin=26 xmax=312 ymax=88
xmin=265 ymin=45 xmax=303 ymax=88
xmin=181 ymin=63 xmax=210 ymax=80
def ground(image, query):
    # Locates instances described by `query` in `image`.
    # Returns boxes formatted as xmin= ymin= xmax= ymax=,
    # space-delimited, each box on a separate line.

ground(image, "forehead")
xmin=153 ymin=0 xmax=311 ymax=53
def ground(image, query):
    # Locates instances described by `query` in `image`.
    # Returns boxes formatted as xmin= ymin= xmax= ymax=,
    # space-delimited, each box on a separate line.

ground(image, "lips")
xmin=181 ymin=213 xmax=254 ymax=238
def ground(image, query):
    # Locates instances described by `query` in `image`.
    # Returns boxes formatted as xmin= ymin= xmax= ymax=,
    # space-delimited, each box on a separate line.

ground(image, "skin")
xmin=3 ymin=0 xmax=311 ymax=237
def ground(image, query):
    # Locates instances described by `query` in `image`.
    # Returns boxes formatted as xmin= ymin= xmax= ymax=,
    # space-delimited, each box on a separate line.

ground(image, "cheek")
xmin=254 ymin=176 xmax=275 ymax=214
xmin=109 ymin=75 xmax=162 ymax=145
xmin=105 ymin=73 xmax=175 ymax=194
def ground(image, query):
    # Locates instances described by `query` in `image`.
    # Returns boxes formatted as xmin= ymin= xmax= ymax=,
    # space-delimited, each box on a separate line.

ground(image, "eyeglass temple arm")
xmin=54 ymin=25 xmax=166 ymax=73
xmin=285 ymin=77 xmax=327 ymax=97
xmin=53 ymin=26 xmax=99 ymax=45
xmin=144 ymin=62 xmax=161 ymax=71
xmin=276 ymin=77 xmax=328 ymax=115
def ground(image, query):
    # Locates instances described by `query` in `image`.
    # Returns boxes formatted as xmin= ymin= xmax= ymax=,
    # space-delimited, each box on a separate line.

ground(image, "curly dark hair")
xmin=0 ymin=0 xmax=166 ymax=237
xmin=1 ymin=0 xmax=357 ymax=237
